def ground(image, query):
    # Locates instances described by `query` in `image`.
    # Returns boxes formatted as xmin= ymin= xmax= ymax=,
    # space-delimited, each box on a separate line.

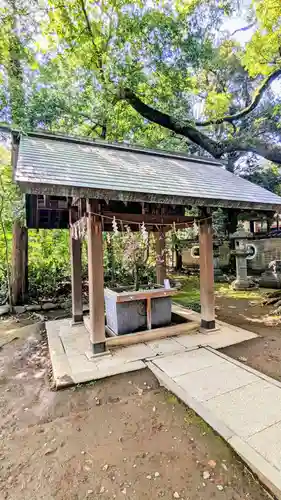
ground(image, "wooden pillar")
xmin=199 ymin=213 xmax=215 ymax=329
xmin=155 ymin=231 xmax=166 ymax=285
xmin=87 ymin=200 xmax=106 ymax=353
xmin=70 ymin=232 xmax=83 ymax=323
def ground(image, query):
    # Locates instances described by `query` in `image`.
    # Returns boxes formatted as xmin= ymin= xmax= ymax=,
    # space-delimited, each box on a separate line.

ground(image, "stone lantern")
xmin=230 ymin=227 xmax=256 ymax=290
xmin=213 ymin=240 xmax=224 ymax=282
xmin=190 ymin=240 xmax=224 ymax=282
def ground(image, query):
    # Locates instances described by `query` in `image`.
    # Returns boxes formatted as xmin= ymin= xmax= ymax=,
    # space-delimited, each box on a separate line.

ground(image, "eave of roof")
xmin=13 ymin=131 xmax=281 ymax=213
xmin=17 ymin=181 xmax=281 ymax=212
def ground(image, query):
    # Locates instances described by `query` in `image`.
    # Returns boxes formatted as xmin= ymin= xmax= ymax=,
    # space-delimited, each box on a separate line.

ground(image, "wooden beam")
xmin=87 ymin=200 xmax=106 ymax=353
xmin=155 ymin=231 xmax=166 ymax=285
xmin=106 ymin=320 xmax=199 ymax=347
xmin=199 ymin=214 xmax=215 ymax=329
xmin=105 ymin=287 xmax=176 ymax=303
xmin=103 ymin=212 xmax=194 ymax=225
xmin=70 ymin=231 xmax=83 ymax=323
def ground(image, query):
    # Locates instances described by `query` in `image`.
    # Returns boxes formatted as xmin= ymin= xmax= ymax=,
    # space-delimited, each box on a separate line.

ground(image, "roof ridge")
xmin=13 ymin=128 xmax=224 ymax=166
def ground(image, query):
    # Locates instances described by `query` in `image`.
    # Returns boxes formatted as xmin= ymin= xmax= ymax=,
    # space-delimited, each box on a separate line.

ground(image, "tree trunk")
xmin=8 ymin=2 xmax=28 ymax=305
xmin=175 ymin=248 xmax=182 ymax=271
xmin=11 ymin=222 xmax=28 ymax=305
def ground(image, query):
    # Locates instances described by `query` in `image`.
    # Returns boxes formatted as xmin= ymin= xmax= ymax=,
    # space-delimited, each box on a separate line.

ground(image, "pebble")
xmin=217 ymin=485 xmax=224 ymax=491
xmin=208 ymin=460 xmax=216 ymax=468
xmin=44 ymin=448 xmax=56 ymax=455
xmin=153 ymin=406 xmax=156 ymax=412
xmin=203 ymin=471 xmax=210 ymax=480
xmin=221 ymin=463 xmax=228 ymax=471
xmin=87 ymin=490 xmax=93 ymax=496
xmin=154 ymin=472 xmax=160 ymax=477
xmin=102 ymin=464 xmax=109 ymax=471
xmin=238 ymin=356 xmax=248 ymax=362
xmin=133 ymin=464 xmax=136 ymax=468
xmin=146 ymin=475 xmax=152 ymax=480
xmin=99 ymin=486 xmax=105 ymax=494
xmin=173 ymin=492 xmax=180 ymax=499
xmin=121 ymin=488 xmax=127 ymax=495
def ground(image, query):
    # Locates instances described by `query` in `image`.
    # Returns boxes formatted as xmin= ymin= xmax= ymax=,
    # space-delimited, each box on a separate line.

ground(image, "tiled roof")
xmin=14 ymin=132 xmax=281 ymax=211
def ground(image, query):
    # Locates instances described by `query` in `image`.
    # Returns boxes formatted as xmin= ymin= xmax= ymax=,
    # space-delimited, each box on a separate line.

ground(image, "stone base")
xmin=200 ymin=319 xmax=216 ymax=330
xmin=259 ymin=271 xmax=281 ymax=289
xmin=231 ymin=278 xmax=255 ymax=291
xmin=214 ymin=271 xmax=226 ymax=283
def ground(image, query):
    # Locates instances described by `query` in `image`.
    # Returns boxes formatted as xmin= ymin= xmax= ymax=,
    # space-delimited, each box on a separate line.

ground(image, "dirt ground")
xmin=0 ymin=327 xmax=271 ymax=500
xmin=216 ymin=294 xmax=281 ymax=382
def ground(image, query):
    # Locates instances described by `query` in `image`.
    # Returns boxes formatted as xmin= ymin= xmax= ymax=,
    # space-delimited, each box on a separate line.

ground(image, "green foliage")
xmin=1 ymin=0 xmax=281 ymax=301
xmin=243 ymin=0 xmax=281 ymax=77
xmin=27 ymin=229 xmax=71 ymax=298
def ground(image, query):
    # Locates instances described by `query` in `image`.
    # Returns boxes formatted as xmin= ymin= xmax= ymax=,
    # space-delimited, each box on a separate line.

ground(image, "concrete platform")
xmin=46 ymin=304 xmax=257 ymax=388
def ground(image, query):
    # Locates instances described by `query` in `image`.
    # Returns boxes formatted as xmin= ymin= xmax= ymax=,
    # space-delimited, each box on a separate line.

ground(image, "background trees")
xmin=0 ymin=0 xmax=280 ymax=300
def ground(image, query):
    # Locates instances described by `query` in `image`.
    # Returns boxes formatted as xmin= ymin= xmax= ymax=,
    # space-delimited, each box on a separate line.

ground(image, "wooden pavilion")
xmin=12 ymin=130 xmax=281 ymax=354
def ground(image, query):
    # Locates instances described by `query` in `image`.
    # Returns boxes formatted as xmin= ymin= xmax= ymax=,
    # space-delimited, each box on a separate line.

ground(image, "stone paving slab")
xmin=150 ymin=347 xmax=281 ymax=499
xmin=174 ymin=361 xmax=257 ymax=402
xmin=153 ymin=348 xmax=226 ymax=378
xmin=146 ymin=338 xmax=184 ymax=355
xmin=206 ymin=379 xmax=281 ymax=438
xmin=247 ymin=421 xmax=281 ymax=471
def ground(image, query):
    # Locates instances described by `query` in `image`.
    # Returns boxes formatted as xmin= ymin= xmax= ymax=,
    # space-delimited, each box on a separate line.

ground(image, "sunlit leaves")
xmin=243 ymin=0 xmax=281 ymax=77
xmin=204 ymin=91 xmax=231 ymax=120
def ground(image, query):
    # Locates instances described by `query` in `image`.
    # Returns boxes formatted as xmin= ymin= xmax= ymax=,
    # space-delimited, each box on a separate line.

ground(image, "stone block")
xmin=105 ymin=289 xmax=172 ymax=335
xmin=25 ymin=304 xmax=42 ymax=311
xmin=0 ymin=304 xmax=10 ymax=316
xmin=13 ymin=305 xmax=26 ymax=314
xmin=42 ymin=302 xmax=58 ymax=311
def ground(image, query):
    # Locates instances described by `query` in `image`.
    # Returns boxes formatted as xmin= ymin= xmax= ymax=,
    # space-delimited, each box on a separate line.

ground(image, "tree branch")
xmin=79 ymin=0 xmax=102 ymax=70
xmin=220 ymin=137 xmax=281 ymax=164
xmin=120 ymin=88 xmax=281 ymax=164
xmin=195 ymin=68 xmax=281 ymax=127
xmin=120 ymin=88 xmax=221 ymax=158
xmin=230 ymin=22 xmax=256 ymax=37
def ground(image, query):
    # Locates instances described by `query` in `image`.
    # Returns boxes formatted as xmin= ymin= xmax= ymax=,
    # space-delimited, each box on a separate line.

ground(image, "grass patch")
xmin=184 ymin=408 xmax=212 ymax=435
xmin=165 ymin=393 xmax=179 ymax=404
xmin=215 ymin=284 xmax=267 ymax=300
xmin=173 ymin=275 xmax=269 ymax=309
xmin=173 ymin=276 xmax=201 ymax=311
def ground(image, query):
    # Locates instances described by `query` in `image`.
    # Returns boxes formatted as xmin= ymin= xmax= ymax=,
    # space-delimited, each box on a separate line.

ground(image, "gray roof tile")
xmin=14 ymin=134 xmax=281 ymax=211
